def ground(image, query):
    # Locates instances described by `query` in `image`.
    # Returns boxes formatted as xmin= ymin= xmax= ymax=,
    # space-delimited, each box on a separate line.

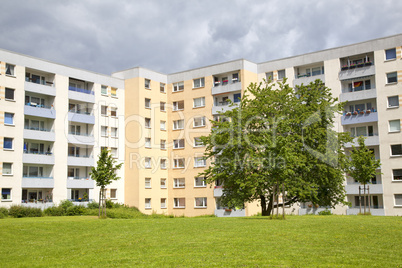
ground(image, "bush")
xmin=44 ymin=206 xmax=65 ymax=216
xmin=0 ymin=207 xmax=9 ymax=219
xmin=8 ymin=205 xmax=43 ymax=218
xmin=318 ymin=209 xmax=332 ymax=215
xmin=66 ymin=205 xmax=87 ymax=216
xmin=59 ymin=200 xmax=74 ymax=212
xmin=87 ymin=201 xmax=99 ymax=209
xmin=105 ymin=199 xmax=124 ymax=209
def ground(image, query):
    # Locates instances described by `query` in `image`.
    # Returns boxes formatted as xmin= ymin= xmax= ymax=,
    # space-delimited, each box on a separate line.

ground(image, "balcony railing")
xmin=68 ymin=132 xmax=94 ymax=137
xmin=68 ymin=86 xmax=94 ymax=95
xmin=68 ymin=110 xmax=93 ymax=116
xmin=23 ymin=151 xmax=53 ymax=155
xmin=68 ymin=177 xmax=91 ymax=180
xmin=68 ymin=154 xmax=93 ymax=158
xmin=24 ymin=126 xmax=53 ymax=132
xmin=25 ymin=103 xmax=53 ymax=109
xmin=341 ymin=62 xmax=373 ymax=71
xmin=23 ymin=176 xmax=53 ymax=179
xmin=26 ymin=77 xmax=54 ymax=87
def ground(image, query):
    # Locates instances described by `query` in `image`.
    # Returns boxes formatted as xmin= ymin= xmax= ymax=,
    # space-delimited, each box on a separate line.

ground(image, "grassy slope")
xmin=0 ymin=215 xmax=401 ymax=267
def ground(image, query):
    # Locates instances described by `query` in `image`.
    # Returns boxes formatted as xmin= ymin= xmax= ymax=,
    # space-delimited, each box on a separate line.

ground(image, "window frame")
xmin=5 ymin=63 xmax=15 ymax=76
xmin=160 ymin=159 xmax=167 ymax=169
xmin=193 ymin=117 xmax=206 ymax=128
xmin=194 ymin=157 xmax=206 ymax=167
xmin=145 ymin=157 xmax=152 ymax=169
xmin=193 ymin=137 xmax=204 ymax=147
xmin=388 ymin=96 xmax=399 ymax=108
xmin=392 ymin=169 xmax=402 ymax=181
xmin=145 ymin=98 xmax=151 ymax=109
xmin=145 ymin=178 xmax=151 ymax=188
xmin=101 ymin=126 xmax=108 ymax=137
xmin=160 ymin=102 xmax=166 ymax=112
xmin=173 ymin=100 xmax=184 ymax=111
xmin=101 ymin=105 xmax=108 ymax=116
xmin=386 ymin=72 xmax=398 ymax=84
xmin=173 ymin=139 xmax=185 ymax=149
xmin=385 ymin=48 xmax=397 ymax=61
xmin=173 ymin=82 xmax=184 ymax=92
xmin=110 ymin=189 xmax=117 ymax=199
xmin=161 ymin=198 xmax=167 ymax=209
xmin=5 ymin=88 xmax=15 ymax=101
xmin=160 ymin=120 xmax=166 ymax=131
xmin=389 ymin=119 xmax=401 ymax=133
xmin=173 ymin=119 xmax=184 ymax=130
xmin=160 ymin=139 xmax=166 ymax=150
xmin=173 ymin=159 xmax=185 ymax=169
xmin=193 ymin=77 xmax=205 ymax=88
xmin=160 ymin=83 xmax=166 ymax=93
xmin=277 ymin=69 xmax=286 ymax=80
xmin=4 ymin=112 xmax=14 ymax=125
xmin=394 ymin=194 xmax=402 ymax=206
xmin=145 ymin=198 xmax=151 ymax=209
xmin=145 ymin=118 xmax=151 ymax=129
xmin=173 ymin=178 xmax=185 ymax=188
xmin=194 ymin=177 xmax=206 ymax=187
xmin=145 ymin=137 xmax=151 ymax=148
xmin=160 ymin=178 xmax=167 ymax=189
xmin=194 ymin=197 xmax=207 ymax=208
xmin=2 ymin=162 xmax=13 ymax=175
xmin=111 ymin=127 xmax=118 ymax=138
xmin=173 ymin=198 xmax=185 ymax=208
xmin=101 ymin=85 xmax=108 ymax=95
xmin=391 ymin=144 xmax=402 ymax=157
xmin=145 ymin=79 xmax=151 ymax=89
xmin=1 ymin=188 xmax=12 ymax=201
xmin=3 ymin=137 xmax=13 ymax=150
xmin=193 ymin=97 xmax=205 ymax=108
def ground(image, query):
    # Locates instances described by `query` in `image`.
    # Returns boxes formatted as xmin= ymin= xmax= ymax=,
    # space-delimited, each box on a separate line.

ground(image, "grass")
xmin=0 ymin=215 xmax=401 ymax=267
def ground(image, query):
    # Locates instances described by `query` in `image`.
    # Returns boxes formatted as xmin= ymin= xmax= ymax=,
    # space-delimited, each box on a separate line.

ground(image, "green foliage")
xmin=59 ymin=200 xmax=74 ymax=212
xmin=0 ymin=207 xmax=9 ymax=219
xmin=87 ymin=201 xmax=99 ymax=209
xmin=105 ymin=199 xmax=124 ymax=209
xmin=357 ymin=212 xmax=372 ymax=216
xmin=66 ymin=205 xmax=87 ymax=216
xmin=44 ymin=206 xmax=65 ymax=216
xmin=200 ymin=79 xmax=351 ymax=215
xmin=318 ymin=209 xmax=332 ymax=215
xmin=8 ymin=205 xmax=43 ymax=218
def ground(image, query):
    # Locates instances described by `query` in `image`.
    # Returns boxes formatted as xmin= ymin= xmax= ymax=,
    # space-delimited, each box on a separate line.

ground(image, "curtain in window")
xmin=4 ymin=113 xmax=13 ymax=125
xmin=389 ymin=120 xmax=401 ymax=132
xmin=388 ymin=96 xmax=399 ymax=107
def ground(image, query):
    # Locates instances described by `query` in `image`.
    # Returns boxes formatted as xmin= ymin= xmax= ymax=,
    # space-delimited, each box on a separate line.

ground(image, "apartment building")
xmin=0 ymin=50 xmax=125 ymax=208
xmin=1 ymin=34 xmax=402 ymax=216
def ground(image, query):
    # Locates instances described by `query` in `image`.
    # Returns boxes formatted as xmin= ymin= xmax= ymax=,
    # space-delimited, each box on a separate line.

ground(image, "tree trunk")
xmin=368 ymin=185 xmax=371 ymax=214
xmin=282 ymin=183 xmax=285 ymax=219
xmin=98 ymin=189 xmax=101 ymax=218
xmin=358 ymin=186 xmax=361 ymax=214
xmin=271 ymin=186 xmax=276 ymax=219
xmin=276 ymin=184 xmax=279 ymax=217
xmin=363 ymin=183 xmax=366 ymax=214
xmin=260 ymin=195 xmax=268 ymax=216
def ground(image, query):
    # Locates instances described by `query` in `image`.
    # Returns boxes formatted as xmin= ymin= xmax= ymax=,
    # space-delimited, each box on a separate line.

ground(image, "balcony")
xmin=68 ymin=133 xmax=95 ymax=146
xmin=67 ymin=177 xmax=95 ymax=189
xmin=24 ymin=105 xmax=56 ymax=119
xmin=25 ymin=81 xmax=56 ymax=96
xmin=215 ymin=208 xmax=246 ymax=217
xmin=212 ymin=103 xmax=239 ymax=115
xmin=212 ymin=81 xmax=242 ymax=95
xmin=346 ymin=207 xmax=385 ymax=216
xmin=23 ymin=127 xmax=55 ymax=142
xmin=344 ymin=135 xmax=379 ymax=148
xmin=67 ymin=156 xmax=94 ymax=167
xmin=345 ymin=183 xmax=383 ymax=195
xmin=341 ymin=111 xmax=378 ymax=125
xmin=68 ymin=112 xmax=95 ymax=124
xmin=22 ymin=152 xmax=55 ymax=165
xmin=339 ymin=64 xmax=375 ymax=81
xmin=340 ymin=88 xmax=377 ymax=102
xmin=21 ymin=177 xmax=54 ymax=188
xmin=68 ymin=86 xmax=95 ymax=103
xmin=214 ymin=186 xmax=223 ymax=197
xmin=294 ymin=73 xmax=325 ymax=87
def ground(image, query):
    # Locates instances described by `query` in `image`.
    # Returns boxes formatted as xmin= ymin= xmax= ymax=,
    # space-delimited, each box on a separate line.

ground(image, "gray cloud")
xmin=0 ymin=0 xmax=401 ymax=75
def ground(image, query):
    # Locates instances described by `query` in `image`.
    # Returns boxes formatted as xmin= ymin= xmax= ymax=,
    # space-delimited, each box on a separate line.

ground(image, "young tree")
xmin=90 ymin=149 xmax=123 ymax=218
xmin=200 ymin=79 xmax=351 ymax=216
xmin=348 ymin=136 xmax=381 ymax=214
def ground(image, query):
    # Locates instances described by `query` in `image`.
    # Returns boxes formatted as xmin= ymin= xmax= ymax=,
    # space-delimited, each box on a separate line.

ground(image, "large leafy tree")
xmin=348 ymin=136 xmax=381 ymax=214
xmin=90 ymin=149 xmax=123 ymax=218
xmin=200 ymin=79 xmax=351 ymax=216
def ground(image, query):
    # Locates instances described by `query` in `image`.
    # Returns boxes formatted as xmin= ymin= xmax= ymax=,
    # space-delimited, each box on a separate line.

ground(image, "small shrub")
xmin=66 ymin=205 xmax=87 ymax=216
xmin=59 ymin=200 xmax=74 ymax=212
xmin=87 ymin=201 xmax=99 ymax=209
xmin=8 ymin=205 xmax=43 ymax=218
xmin=0 ymin=207 xmax=9 ymax=219
xmin=44 ymin=206 xmax=65 ymax=216
xmin=318 ymin=209 xmax=332 ymax=215
xmin=105 ymin=199 xmax=123 ymax=209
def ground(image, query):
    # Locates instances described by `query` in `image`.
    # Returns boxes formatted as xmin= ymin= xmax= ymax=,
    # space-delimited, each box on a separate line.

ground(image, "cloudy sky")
xmin=0 ymin=0 xmax=401 ymax=75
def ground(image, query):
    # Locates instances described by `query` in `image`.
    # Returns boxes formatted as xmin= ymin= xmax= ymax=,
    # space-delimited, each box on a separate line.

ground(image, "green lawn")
xmin=0 ymin=215 xmax=401 ymax=267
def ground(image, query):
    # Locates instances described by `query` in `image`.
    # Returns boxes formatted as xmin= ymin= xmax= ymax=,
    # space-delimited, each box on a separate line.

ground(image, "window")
xmin=173 ymin=82 xmax=184 ymax=92
xmin=111 ymin=87 xmax=117 ymax=97
xmin=67 ymin=167 xmax=79 ymax=178
xmin=101 ymin=105 xmax=108 ymax=116
xmin=393 ymin=169 xmax=402 ymax=181
xmin=278 ymin=69 xmax=286 ymax=80
xmin=5 ymin=64 xmax=15 ymax=76
xmin=160 ymin=83 xmax=165 ymax=93
xmin=145 ymin=137 xmax=151 ymax=148
xmin=311 ymin=67 xmax=322 ymax=76
xmin=108 ymin=148 xmax=116 ymax=158
xmin=145 ymin=157 xmax=151 ymax=169
xmin=387 ymin=72 xmax=397 ymax=84
xmin=232 ymin=73 xmax=239 ymax=82
xmin=389 ymin=120 xmax=401 ymax=132
xmin=194 ymin=157 xmax=206 ymax=167
xmin=145 ymin=79 xmax=151 ymax=89
xmin=193 ymin=97 xmax=205 ymax=108
xmin=101 ymin=85 xmax=108 ymax=95
xmin=193 ymin=117 xmax=206 ymax=127
xmin=161 ymin=198 xmax=166 ymax=208
xmin=2 ymin=163 xmax=12 ymax=175
xmin=395 ymin=194 xmax=402 ymax=206
xmin=391 ymin=145 xmax=402 ymax=156
xmin=111 ymin=127 xmax=118 ymax=138
xmin=145 ymin=178 xmax=151 ymax=188
xmin=388 ymin=96 xmax=399 ymax=108
xmin=160 ymin=159 xmax=167 ymax=169
xmin=195 ymin=197 xmax=207 ymax=208
xmin=160 ymin=102 xmax=166 ymax=112
xmin=173 ymin=159 xmax=185 ymax=169
xmin=111 ymin=107 xmax=117 ymax=117
xmin=145 ymin=98 xmax=151 ymax=109
xmin=174 ymin=198 xmax=185 ymax=208
xmin=173 ymin=119 xmax=184 ymax=130
xmin=3 ymin=138 xmax=13 ymax=150
xmin=266 ymin=72 xmax=273 ymax=81
xmin=23 ymin=166 xmax=44 ymax=177
xmin=160 ymin=121 xmax=166 ymax=130
xmin=145 ymin=118 xmax=151 ymax=128
xmin=193 ymin=77 xmax=205 ymax=88
xmin=195 ymin=177 xmax=206 ymax=187
xmin=174 ymin=178 xmax=185 ymax=188
xmin=5 ymin=88 xmax=14 ymax=100
xmin=385 ymin=48 xmax=397 ymax=60
xmin=145 ymin=198 xmax=151 ymax=209
xmin=110 ymin=189 xmax=117 ymax=199
xmin=233 ymin=93 xmax=241 ymax=103
xmin=173 ymin=101 xmax=184 ymax=111
xmin=1 ymin=188 xmax=11 ymax=200
xmin=173 ymin=139 xmax=185 ymax=149
xmin=194 ymin=137 xmax=204 ymax=147
xmin=160 ymin=178 xmax=167 ymax=188
xmin=101 ymin=126 xmax=108 ymax=137
xmin=4 ymin=112 xmax=14 ymax=125
xmin=160 ymin=140 xmax=166 ymax=150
